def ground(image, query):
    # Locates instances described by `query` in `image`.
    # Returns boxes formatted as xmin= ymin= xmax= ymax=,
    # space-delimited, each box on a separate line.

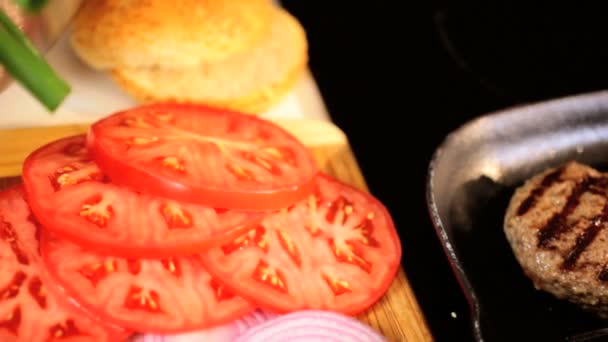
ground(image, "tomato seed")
xmin=241 ymin=151 xmax=282 ymax=176
xmin=121 ymin=116 xmax=151 ymax=128
xmin=226 ymin=163 xmax=256 ymax=182
xmin=28 ymin=276 xmax=47 ymax=309
xmin=0 ymin=271 xmax=26 ymax=301
xmin=161 ymin=259 xmax=182 ymax=277
xmin=209 ymin=278 xmax=235 ymax=301
xmin=325 ymin=196 xmax=354 ymax=226
xmin=353 ymin=215 xmax=380 ymax=247
xmin=80 ymin=195 xmax=114 ymax=228
xmin=124 ymin=286 xmax=163 ymax=313
xmin=329 ymin=238 xmax=372 ymax=273
xmin=252 ymin=260 xmax=288 ymax=293
xmin=322 ymin=273 xmax=352 ymax=296
xmin=160 ymin=202 xmax=193 ymax=229
xmin=0 ymin=306 xmax=21 ymax=335
xmin=125 ymin=136 xmax=159 ymax=148
xmin=277 ymin=230 xmax=301 ymax=267
xmin=0 ymin=219 xmax=29 ymax=265
xmin=78 ymin=260 xmax=117 ymax=287
xmin=160 ymin=156 xmax=185 ymax=173
xmin=48 ymin=319 xmax=83 ymax=339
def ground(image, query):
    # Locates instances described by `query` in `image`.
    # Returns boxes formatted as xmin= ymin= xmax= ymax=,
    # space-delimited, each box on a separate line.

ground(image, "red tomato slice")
xmin=87 ymin=103 xmax=318 ymax=211
xmin=199 ymin=174 xmax=402 ymax=314
xmin=0 ymin=185 xmax=128 ymax=342
xmin=41 ymin=231 xmax=255 ymax=334
xmin=22 ymin=135 xmax=262 ymax=258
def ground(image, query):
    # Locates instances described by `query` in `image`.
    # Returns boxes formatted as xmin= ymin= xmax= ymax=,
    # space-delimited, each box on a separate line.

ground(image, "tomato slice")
xmin=87 ymin=103 xmax=317 ymax=211
xmin=0 ymin=185 xmax=128 ymax=342
xmin=23 ymin=135 xmax=262 ymax=258
xmin=41 ymin=231 xmax=255 ymax=334
xmin=199 ymin=174 xmax=402 ymax=314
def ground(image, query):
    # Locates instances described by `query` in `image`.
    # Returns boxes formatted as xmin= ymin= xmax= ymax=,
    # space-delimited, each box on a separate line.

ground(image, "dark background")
xmin=282 ymin=1 xmax=608 ymax=340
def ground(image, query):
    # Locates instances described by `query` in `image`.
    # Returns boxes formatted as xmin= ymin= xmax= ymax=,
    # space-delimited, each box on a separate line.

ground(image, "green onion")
xmin=0 ymin=9 xmax=70 ymax=111
xmin=11 ymin=0 xmax=49 ymax=13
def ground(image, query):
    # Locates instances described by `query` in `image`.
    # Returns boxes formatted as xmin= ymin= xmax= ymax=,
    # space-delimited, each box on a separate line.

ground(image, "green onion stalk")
xmin=0 ymin=1 xmax=70 ymax=111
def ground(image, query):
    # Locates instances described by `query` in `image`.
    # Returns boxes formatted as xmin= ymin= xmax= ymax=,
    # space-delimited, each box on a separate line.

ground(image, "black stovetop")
xmin=282 ymin=2 xmax=608 ymax=340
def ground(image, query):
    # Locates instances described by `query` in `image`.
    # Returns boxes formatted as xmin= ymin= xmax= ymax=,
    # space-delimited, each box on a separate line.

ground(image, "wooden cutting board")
xmin=0 ymin=119 xmax=433 ymax=342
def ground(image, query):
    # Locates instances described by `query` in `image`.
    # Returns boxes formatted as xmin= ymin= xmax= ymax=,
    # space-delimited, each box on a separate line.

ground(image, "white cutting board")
xmin=0 ymin=31 xmax=330 ymax=129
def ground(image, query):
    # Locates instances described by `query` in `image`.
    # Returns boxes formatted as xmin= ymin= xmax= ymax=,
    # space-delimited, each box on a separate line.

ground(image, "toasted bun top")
xmin=70 ymin=0 xmax=274 ymax=69
xmin=111 ymin=8 xmax=307 ymax=111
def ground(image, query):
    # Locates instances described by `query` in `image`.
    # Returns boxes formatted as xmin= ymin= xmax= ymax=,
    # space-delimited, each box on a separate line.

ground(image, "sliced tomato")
xmin=87 ymin=103 xmax=317 ymax=211
xmin=199 ymin=174 xmax=402 ymax=315
xmin=0 ymin=185 xmax=128 ymax=342
xmin=22 ymin=135 xmax=262 ymax=258
xmin=41 ymin=231 xmax=254 ymax=334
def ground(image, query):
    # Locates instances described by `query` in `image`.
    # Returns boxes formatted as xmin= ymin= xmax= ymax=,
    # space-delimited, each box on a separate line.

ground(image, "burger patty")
xmin=504 ymin=161 xmax=608 ymax=317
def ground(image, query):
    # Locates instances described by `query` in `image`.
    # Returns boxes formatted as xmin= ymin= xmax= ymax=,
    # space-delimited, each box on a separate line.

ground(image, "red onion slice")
xmin=233 ymin=310 xmax=387 ymax=342
xmin=130 ymin=309 xmax=278 ymax=342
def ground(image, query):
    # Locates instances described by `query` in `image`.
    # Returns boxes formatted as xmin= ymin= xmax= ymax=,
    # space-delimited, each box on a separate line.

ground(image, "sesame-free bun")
xmin=111 ymin=8 xmax=307 ymax=114
xmin=70 ymin=0 xmax=273 ymax=69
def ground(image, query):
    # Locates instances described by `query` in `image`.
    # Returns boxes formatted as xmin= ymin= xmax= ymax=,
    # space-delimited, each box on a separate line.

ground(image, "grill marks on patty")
xmin=562 ymin=202 xmax=608 ymax=270
xmin=516 ymin=167 xmax=564 ymax=216
xmin=516 ymin=167 xmax=608 ymax=278
xmin=536 ymin=177 xmax=598 ymax=248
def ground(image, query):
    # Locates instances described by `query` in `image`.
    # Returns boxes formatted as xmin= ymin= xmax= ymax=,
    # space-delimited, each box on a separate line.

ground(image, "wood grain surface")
xmin=0 ymin=119 xmax=433 ymax=342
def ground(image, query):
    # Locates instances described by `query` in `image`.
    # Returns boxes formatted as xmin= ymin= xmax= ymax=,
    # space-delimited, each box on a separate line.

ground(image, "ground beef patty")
xmin=504 ymin=161 xmax=608 ymax=317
